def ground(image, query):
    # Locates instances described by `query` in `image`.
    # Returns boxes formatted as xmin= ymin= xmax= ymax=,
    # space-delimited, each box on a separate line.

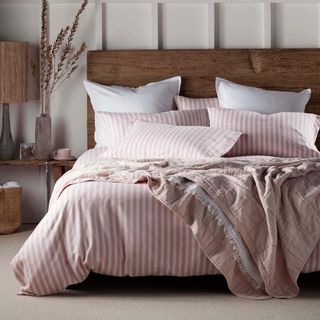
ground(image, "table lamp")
xmin=0 ymin=41 xmax=28 ymax=160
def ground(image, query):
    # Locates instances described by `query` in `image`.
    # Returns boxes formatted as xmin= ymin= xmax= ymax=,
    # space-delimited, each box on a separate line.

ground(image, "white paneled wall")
xmin=215 ymin=3 xmax=265 ymax=48
xmin=271 ymin=3 xmax=320 ymax=48
xmin=160 ymin=3 xmax=209 ymax=49
xmin=101 ymin=0 xmax=320 ymax=50
xmin=103 ymin=3 xmax=155 ymax=49
xmin=0 ymin=0 xmax=319 ymax=222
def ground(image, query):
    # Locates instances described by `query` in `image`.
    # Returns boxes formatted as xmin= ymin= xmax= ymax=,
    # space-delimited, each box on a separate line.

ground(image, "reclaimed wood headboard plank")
xmin=87 ymin=49 xmax=320 ymax=149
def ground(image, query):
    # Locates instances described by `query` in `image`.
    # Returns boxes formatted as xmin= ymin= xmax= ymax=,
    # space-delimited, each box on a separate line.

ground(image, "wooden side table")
xmin=0 ymin=159 xmax=76 ymax=207
xmin=48 ymin=159 xmax=76 ymax=182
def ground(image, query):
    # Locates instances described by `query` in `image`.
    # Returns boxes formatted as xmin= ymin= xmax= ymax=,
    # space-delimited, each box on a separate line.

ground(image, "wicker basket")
xmin=0 ymin=187 xmax=22 ymax=234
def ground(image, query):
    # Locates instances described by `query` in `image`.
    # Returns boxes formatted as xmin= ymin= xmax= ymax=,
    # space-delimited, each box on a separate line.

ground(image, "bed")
xmin=11 ymin=49 xmax=320 ymax=299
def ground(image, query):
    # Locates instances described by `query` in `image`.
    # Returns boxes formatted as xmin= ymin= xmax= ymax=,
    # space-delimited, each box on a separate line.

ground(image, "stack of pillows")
xmin=84 ymin=76 xmax=319 ymax=160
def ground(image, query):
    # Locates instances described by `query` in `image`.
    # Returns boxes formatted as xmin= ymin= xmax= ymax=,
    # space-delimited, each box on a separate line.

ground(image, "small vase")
xmin=35 ymin=114 xmax=51 ymax=160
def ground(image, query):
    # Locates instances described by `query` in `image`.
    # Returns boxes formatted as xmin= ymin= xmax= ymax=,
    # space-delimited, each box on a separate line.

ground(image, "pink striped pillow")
xmin=97 ymin=109 xmax=209 ymax=148
xmin=99 ymin=121 xmax=242 ymax=160
xmin=208 ymin=108 xmax=320 ymax=158
xmin=175 ymin=95 xmax=219 ymax=110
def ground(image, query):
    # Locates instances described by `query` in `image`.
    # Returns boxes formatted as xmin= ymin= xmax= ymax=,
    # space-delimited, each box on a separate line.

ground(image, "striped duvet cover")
xmin=11 ymin=148 xmax=320 ymax=296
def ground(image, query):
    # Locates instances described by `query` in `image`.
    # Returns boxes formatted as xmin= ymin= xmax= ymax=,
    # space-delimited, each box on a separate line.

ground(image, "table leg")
xmin=53 ymin=166 xmax=64 ymax=182
xmin=44 ymin=163 xmax=73 ymax=210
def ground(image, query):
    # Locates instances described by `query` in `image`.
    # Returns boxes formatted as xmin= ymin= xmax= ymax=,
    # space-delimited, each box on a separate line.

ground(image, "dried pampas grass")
xmin=40 ymin=0 xmax=88 ymax=115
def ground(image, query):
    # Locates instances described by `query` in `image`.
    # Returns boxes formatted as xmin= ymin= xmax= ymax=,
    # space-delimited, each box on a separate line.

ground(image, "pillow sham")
xmin=216 ymin=77 xmax=311 ymax=114
xmin=97 ymin=109 xmax=209 ymax=148
xmin=174 ymin=95 xmax=219 ymax=110
xmin=84 ymin=77 xmax=181 ymax=113
xmin=99 ymin=121 xmax=242 ymax=160
xmin=208 ymin=108 xmax=320 ymax=158
xmin=84 ymin=77 xmax=181 ymax=146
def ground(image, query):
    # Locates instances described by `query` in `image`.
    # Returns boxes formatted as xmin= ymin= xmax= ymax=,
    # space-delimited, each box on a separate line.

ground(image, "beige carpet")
xmin=1 ymin=225 xmax=320 ymax=320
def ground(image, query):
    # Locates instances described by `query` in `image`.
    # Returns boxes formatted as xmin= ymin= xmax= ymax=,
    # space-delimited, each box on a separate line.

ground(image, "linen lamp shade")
xmin=0 ymin=41 xmax=28 ymax=160
xmin=0 ymin=41 xmax=28 ymax=103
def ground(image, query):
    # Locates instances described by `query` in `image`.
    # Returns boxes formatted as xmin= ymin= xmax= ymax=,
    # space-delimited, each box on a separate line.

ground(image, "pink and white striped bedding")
xmin=11 ymin=148 xmax=320 ymax=296
xmin=73 ymin=149 xmax=320 ymax=277
xmin=97 ymin=109 xmax=209 ymax=148
xmin=208 ymin=108 xmax=320 ymax=158
xmin=100 ymin=121 xmax=242 ymax=160
xmin=174 ymin=95 xmax=219 ymax=110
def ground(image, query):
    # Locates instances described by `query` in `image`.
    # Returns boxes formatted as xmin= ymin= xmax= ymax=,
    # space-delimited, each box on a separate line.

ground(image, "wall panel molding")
xmin=94 ymin=0 xmax=320 ymax=49
xmin=263 ymin=2 xmax=272 ymax=47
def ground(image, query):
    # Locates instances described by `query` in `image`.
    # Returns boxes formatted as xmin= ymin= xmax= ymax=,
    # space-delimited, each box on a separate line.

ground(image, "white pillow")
xmin=84 ymin=77 xmax=181 ymax=147
xmin=84 ymin=76 xmax=181 ymax=113
xmin=216 ymin=77 xmax=311 ymax=114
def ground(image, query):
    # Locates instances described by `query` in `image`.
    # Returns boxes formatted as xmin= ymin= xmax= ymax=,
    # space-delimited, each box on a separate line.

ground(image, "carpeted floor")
xmin=1 ymin=225 xmax=320 ymax=320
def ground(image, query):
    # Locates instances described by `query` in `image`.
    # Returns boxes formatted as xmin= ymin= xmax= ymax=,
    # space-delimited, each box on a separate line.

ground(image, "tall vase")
xmin=35 ymin=114 xmax=51 ymax=160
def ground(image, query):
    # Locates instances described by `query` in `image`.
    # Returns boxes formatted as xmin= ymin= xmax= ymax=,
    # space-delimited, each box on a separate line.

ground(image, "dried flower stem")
xmin=40 ymin=0 xmax=49 ymax=115
xmin=39 ymin=0 xmax=88 ymax=116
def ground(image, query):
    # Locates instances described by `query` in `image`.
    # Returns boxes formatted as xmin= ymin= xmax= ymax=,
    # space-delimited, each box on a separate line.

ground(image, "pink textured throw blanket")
xmin=46 ymin=157 xmax=320 ymax=299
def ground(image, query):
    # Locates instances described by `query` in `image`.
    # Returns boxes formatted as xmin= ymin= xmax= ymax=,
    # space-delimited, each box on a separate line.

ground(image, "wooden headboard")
xmin=87 ymin=49 xmax=320 ymax=149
